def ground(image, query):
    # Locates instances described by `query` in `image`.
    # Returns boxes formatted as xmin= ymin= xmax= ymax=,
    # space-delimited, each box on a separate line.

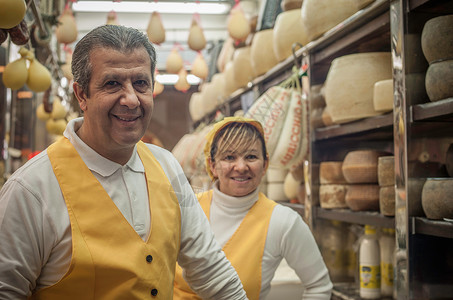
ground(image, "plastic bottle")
xmin=380 ymin=228 xmax=395 ymax=297
xmin=359 ymin=225 xmax=381 ymax=299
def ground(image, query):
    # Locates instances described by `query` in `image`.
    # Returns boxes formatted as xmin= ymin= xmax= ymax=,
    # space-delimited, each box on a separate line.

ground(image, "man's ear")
xmin=73 ymin=82 xmax=88 ymax=112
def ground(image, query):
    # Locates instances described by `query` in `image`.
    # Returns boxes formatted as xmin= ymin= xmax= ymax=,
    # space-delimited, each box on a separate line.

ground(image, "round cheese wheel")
xmin=378 ymin=156 xmax=395 ymax=187
xmin=379 ymin=186 xmax=395 ymax=216
xmin=267 ymin=168 xmax=288 ymax=183
xmin=342 ymin=150 xmax=389 ymax=184
xmin=373 ymin=79 xmax=394 ymax=112
xmin=273 ymin=9 xmax=308 ymax=62
xmin=232 ymin=46 xmax=254 ymax=88
xmin=319 ymin=184 xmax=348 ymax=209
xmin=320 ymin=161 xmax=347 ymax=184
xmin=267 ymin=182 xmax=288 ymax=201
xmin=345 ymin=184 xmax=380 ymax=211
xmin=325 ymin=52 xmax=392 ymax=124
xmin=250 ymin=29 xmax=279 ymax=77
xmin=421 ymin=178 xmax=453 ymax=220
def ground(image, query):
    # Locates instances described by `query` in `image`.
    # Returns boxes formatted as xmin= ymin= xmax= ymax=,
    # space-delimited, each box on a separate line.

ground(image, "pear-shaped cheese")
xmin=188 ymin=19 xmax=206 ymax=51
xmin=0 ymin=0 xmax=26 ymax=29
xmin=166 ymin=48 xmax=183 ymax=74
xmin=227 ymin=7 xmax=250 ymax=41
xmin=2 ymin=56 xmax=28 ymax=90
xmin=26 ymin=55 xmax=52 ymax=92
xmin=191 ymin=53 xmax=208 ymax=80
xmin=55 ymin=7 xmax=78 ymax=44
xmin=147 ymin=11 xmax=165 ymax=45
xmin=175 ymin=69 xmax=190 ymax=92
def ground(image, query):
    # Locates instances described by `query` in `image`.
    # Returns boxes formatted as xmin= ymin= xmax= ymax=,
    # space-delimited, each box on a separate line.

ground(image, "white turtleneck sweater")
xmin=209 ymin=181 xmax=333 ymax=300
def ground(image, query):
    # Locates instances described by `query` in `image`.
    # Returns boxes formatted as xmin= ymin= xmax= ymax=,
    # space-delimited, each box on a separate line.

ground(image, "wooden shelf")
xmin=315 ymin=207 xmax=395 ymax=228
xmin=314 ymin=113 xmax=393 ymax=141
xmin=411 ymin=98 xmax=453 ymax=121
xmin=411 ymin=217 xmax=453 ymax=239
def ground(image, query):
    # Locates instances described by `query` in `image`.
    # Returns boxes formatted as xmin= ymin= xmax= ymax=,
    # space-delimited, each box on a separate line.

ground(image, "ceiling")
xmin=71 ymin=0 xmax=261 ymax=71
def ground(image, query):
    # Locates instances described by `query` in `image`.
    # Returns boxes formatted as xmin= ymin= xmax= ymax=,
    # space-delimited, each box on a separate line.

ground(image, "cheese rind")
xmin=379 ymin=186 xmax=395 ymax=216
xmin=320 ymin=161 xmax=347 ymax=184
xmin=342 ymin=150 xmax=388 ymax=183
xmin=320 ymin=184 xmax=348 ymax=209
xmin=345 ymin=184 xmax=380 ymax=211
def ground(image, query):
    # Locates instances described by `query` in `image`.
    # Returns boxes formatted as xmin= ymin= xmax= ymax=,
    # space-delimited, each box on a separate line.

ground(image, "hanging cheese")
xmin=175 ymin=68 xmax=190 ymax=92
xmin=55 ymin=6 xmax=78 ymax=45
xmin=0 ymin=0 xmax=26 ymax=29
xmin=250 ymin=29 xmax=279 ymax=77
xmin=379 ymin=186 xmax=395 ymax=216
xmin=342 ymin=150 xmax=388 ymax=184
xmin=153 ymin=80 xmax=164 ymax=97
xmin=273 ymin=9 xmax=308 ymax=62
xmin=232 ymin=46 xmax=254 ymax=88
xmin=324 ymin=52 xmax=392 ymax=124
xmin=319 ymin=161 xmax=347 ymax=184
xmin=2 ymin=47 xmax=28 ymax=90
xmin=50 ymin=97 xmax=67 ymax=119
xmin=36 ymin=103 xmax=51 ymax=121
xmin=227 ymin=5 xmax=251 ymax=42
xmin=46 ymin=118 xmax=67 ymax=135
xmin=188 ymin=17 xmax=206 ymax=51
xmin=373 ymin=79 xmax=394 ymax=112
xmin=378 ymin=156 xmax=395 ymax=187
xmin=345 ymin=184 xmax=380 ymax=211
xmin=26 ymin=51 xmax=52 ymax=92
xmin=191 ymin=53 xmax=208 ymax=80
xmin=319 ymin=184 xmax=348 ymax=209
xmin=147 ymin=11 xmax=165 ymax=45
xmin=301 ymin=0 xmax=374 ymax=42
xmin=106 ymin=10 xmax=119 ymax=25
xmin=165 ymin=48 xmax=183 ymax=74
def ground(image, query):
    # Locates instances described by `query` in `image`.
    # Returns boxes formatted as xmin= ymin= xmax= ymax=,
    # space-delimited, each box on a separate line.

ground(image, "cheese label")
xmin=360 ymin=264 xmax=381 ymax=289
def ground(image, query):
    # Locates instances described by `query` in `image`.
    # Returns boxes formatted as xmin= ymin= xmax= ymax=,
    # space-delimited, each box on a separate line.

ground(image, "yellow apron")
xmin=32 ymin=138 xmax=181 ymax=300
xmin=173 ymin=190 xmax=277 ymax=300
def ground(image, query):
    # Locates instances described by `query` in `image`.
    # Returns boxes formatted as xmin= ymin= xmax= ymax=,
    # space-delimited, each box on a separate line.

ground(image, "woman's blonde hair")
xmin=210 ymin=122 xmax=268 ymax=163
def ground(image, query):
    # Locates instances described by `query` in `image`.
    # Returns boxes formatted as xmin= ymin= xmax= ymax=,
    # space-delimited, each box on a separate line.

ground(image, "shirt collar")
xmin=63 ymin=117 xmax=145 ymax=177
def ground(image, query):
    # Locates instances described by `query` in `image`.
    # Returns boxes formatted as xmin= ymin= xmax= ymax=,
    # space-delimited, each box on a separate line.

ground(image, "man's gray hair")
xmin=71 ymin=25 xmax=157 ymax=96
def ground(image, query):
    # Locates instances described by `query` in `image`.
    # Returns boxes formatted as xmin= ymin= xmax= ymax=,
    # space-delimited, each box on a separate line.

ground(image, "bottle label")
xmin=381 ymin=262 xmax=394 ymax=286
xmin=360 ymin=264 xmax=381 ymax=289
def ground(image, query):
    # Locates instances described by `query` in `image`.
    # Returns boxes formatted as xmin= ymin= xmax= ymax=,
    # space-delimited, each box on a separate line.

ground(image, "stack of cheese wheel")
xmin=342 ymin=150 xmax=388 ymax=211
xmin=267 ymin=168 xmax=288 ymax=201
xmin=377 ymin=156 xmax=395 ymax=216
xmin=319 ymin=161 xmax=348 ymax=209
xmin=250 ymin=29 xmax=279 ymax=77
xmin=421 ymin=15 xmax=453 ymax=102
xmin=272 ymin=8 xmax=309 ymax=62
xmin=324 ymin=52 xmax=392 ymax=124
xmin=300 ymin=0 xmax=374 ymax=43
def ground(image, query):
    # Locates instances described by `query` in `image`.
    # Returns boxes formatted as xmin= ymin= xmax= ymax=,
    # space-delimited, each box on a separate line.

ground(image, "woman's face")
xmin=210 ymin=139 xmax=268 ymax=197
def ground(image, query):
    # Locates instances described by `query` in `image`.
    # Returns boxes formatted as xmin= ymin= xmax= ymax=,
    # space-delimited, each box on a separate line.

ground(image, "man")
xmin=0 ymin=25 xmax=248 ymax=299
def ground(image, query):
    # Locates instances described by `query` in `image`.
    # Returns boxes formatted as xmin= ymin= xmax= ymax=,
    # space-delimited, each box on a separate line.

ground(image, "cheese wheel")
xmin=324 ymin=52 xmax=392 ymax=124
xmin=345 ymin=184 xmax=380 ymax=211
xmin=421 ymin=178 xmax=453 ymax=220
xmin=284 ymin=172 xmax=301 ymax=200
xmin=320 ymin=184 xmax=348 ymax=209
xmin=232 ymin=46 xmax=254 ymax=88
xmin=320 ymin=161 xmax=347 ymax=184
xmin=250 ymin=29 xmax=279 ymax=77
xmin=342 ymin=150 xmax=388 ymax=184
xmin=379 ymin=186 xmax=395 ymax=216
xmin=273 ymin=9 xmax=308 ymax=62
xmin=267 ymin=182 xmax=288 ymax=201
xmin=373 ymin=79 xmax=394 ymax=112
xmin=267 ymin=168 xmax=288 ymax=183
xmin=378 ymin=156 xmax=395 ymax=187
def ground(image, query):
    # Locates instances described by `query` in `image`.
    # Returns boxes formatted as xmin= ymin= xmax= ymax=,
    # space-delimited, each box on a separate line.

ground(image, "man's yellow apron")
xmin=173 ymin=190 xmax=276 ymax=300
xmin=32 ymin=138 xmax=181 ymax=299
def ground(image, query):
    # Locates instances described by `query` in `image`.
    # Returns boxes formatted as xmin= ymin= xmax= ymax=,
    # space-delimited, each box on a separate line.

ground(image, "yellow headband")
xmin=203 ymin=116 xmax=265 ymax=180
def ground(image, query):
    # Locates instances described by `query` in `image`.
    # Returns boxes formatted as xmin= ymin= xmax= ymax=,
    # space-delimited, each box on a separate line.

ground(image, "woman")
xmin=174 ymin=116 xmax=332 ymax=299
